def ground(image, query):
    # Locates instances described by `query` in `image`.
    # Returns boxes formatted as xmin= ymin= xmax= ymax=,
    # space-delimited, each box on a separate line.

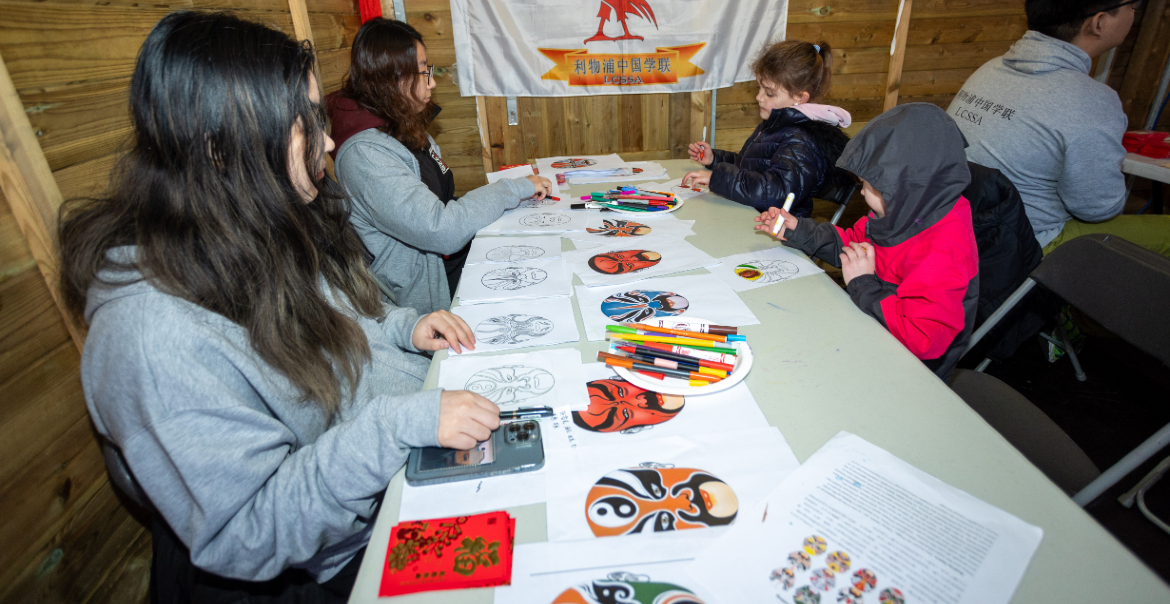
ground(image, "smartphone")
xmin=405 ymin=420 xmax=545 ymax=487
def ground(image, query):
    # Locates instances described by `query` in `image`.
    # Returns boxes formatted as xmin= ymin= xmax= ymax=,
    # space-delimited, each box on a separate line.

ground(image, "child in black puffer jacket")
xmin=682 ymin=40 xmax=852 ymax=216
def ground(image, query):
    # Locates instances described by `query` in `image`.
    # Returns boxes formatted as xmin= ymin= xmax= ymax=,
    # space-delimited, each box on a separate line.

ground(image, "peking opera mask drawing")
xmin=585 ymin=464 xmax=739 ymax=537
xmin=586 ymin=219 xmax=653 ymax=237
xmin=573 ymin=377 xmax=683 ymax=434
xmin=734 ymin=260 xmax=798 ymax=284
xmin=474 ymin=314 xmax=555 ymax=345
xmin=465 ymin=365 xmax=555 ymax=406
xmin=600 ymin=290 xmax=689 ymax=323
xmin=550 ymin=158 xmax=597 ymax=169
xmin=588 ymin=250 xmax=661 ymax=275
xmin=551 ymin=571 xmax=707 ymax=604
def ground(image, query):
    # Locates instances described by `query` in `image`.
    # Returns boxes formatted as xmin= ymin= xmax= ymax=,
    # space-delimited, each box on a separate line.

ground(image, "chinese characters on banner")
xmin=449 ymin=0 xmax=789 ymax=96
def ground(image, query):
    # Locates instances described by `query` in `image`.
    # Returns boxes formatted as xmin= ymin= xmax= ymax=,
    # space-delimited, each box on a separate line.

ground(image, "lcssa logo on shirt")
xmin=429 ymin=146 xmax=450 ymax=174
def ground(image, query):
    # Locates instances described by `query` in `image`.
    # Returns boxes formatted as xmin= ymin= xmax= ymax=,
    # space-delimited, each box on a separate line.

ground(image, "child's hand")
xmin=840 ymin=242 xmax=877 ymax=285
xmin=688 ymin=141 xmax=713 ymax=165
xmin=681 ymin=170 xmax=711 ymax=188
xmin=754 ymin=207 xmax=798 ymax=241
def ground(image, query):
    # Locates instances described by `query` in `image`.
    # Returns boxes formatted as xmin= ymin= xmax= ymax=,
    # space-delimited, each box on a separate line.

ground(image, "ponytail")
xmin=752 ymin=40 xmax=833 ymax=103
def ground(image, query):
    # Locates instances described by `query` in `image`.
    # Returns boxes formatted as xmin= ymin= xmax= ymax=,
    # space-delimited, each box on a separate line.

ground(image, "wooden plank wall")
xmin=0 ymin=1 xmax=360 ymax=603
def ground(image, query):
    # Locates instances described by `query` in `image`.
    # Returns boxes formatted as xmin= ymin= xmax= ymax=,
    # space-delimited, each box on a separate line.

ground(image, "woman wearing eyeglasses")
xmin=328 ymin=18 xmax=552 ymax=315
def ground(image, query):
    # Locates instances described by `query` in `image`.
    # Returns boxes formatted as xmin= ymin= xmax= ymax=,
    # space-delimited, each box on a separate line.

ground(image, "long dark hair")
xmin=58 ymin=11 xmax=383 ymax=417
xmin=341 ymin=18 xmax=434 ymax=150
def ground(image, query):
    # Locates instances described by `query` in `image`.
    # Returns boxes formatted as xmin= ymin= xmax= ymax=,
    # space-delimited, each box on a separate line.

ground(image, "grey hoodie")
xmin=336 ymin=130 xmax=535 ymax=315
xmin=947 ymin=31 xmax=1127 ymax=241
xmin=82 ymin=248 xmax=440 ymax=582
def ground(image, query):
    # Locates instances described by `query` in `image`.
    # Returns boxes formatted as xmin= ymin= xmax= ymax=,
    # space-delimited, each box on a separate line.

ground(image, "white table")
xmin=1123 ymin=152 xmax=1170 ymax=185
xmin=349 ymin=159 xmax=1170 ymax=603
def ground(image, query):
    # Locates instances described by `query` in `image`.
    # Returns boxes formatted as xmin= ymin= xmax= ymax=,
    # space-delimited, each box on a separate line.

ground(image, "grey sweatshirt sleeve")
xmin=1057 ymin=116 xmax=1128 ymax=223
xmin=339 ymin=140 xmax=535 ymax=255
xmin=100 ymin=322 xmax=441 ymax=581
xmin=782 ymin=216 xmax=845 ymax=267
xmin=378 ymin=301 xmax=424 ymax=353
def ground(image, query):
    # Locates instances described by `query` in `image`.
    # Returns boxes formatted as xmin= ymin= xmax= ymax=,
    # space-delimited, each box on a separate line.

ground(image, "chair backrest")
xmin=1033 ymin=234 xmax=1170 ymax=367
xmin=814 ymin=168 xmax=857 ymax=207
xmin=101 ymin=440 xmax=153 ymax=512
xmin=948 ymin=369 xmax=1100 ymax=495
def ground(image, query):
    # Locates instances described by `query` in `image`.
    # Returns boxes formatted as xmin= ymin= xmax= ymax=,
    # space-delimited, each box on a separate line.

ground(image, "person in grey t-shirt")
xmin=948 ymin=0 xmax=1170 ymax=257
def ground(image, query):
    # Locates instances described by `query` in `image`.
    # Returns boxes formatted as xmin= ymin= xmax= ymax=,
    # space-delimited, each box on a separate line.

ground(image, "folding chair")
xmin=962 ymin=233 xmax=1170 ymax=505
xmin=816 ymin=168 xmax=857 ymax=225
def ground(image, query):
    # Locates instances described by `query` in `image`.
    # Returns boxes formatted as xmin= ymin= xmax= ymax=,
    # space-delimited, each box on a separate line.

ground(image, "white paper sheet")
xmin=535 ymin=154 xmax=627 ymax=179
xmin=543 ymin=363 xmax=768 ymax=450
xmin=451 ymin=297 xmax=580 ymax=354
xmin=565 ymin=161 xmax=669 ymax=184
xmin=689 ymin=432 xmax=1044 ymax=604
xmin=544 ymin=428 xmax=801 ymax=542
xmin=487 ymin=163 xmax=563 ymax=203
xmin=644 ymin=178 xmax=710 ymax=201
xmin=563 ymin=239 xmax=720 ymax=287
xmin=456 ymin=257 xmax=572 ymax=304
xmin=495 ymin=533 xmax=720 ymax=604
xmin=465 ymin=235 xmax=563 ymax=265
xmin=564 ymin=217 xmax=696 ymax=246
xmin=436 ymin=349 xmax=590 ymax=411
xmin=478 ymin=208 xmax=591 ymax=235
xmin=710 ymin=246 xmax=825 ymax=292
xmin=574 ymin=273 xmax=759 ymax=341
xmin=398 ymin=465 xmax=547 ymax=522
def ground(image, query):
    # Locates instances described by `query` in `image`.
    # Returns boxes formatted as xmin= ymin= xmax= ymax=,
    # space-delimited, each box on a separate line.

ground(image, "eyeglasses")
xmin=419 ymin=64 xmax=434 ymax=80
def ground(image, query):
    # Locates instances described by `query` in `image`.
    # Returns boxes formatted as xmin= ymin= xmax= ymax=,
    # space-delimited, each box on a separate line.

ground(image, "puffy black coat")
xmin=707 ymin=106 xmax=850 ymax=216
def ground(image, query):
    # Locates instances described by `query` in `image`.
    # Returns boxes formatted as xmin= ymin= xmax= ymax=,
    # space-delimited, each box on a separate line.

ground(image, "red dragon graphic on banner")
xmin=585 ymin=0 xmax=659 ymax=43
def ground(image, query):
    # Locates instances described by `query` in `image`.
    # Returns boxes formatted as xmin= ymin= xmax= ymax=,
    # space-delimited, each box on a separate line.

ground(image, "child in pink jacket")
xmin=757 ymin=103 xmax=979 ymax=379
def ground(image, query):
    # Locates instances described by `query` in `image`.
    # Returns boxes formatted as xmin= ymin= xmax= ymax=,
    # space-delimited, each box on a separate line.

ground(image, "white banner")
xmin=450 ymin=0 xmax=789 ymax=96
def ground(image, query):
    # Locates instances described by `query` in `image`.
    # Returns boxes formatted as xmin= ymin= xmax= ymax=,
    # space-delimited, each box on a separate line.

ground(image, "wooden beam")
xmin=287 ymin=0 xmax=316 ymax=44
xmin=1119 ymin=0 xmax=1170 ymax=128
xmin=884 ymin=0 xmax=913 ymax=111
xmin=0 ymin=51 xmax=84 ymax=352
xmin=380 ymin=0 xmax=397 ymax=20
xmin=475 ymin=96 xmax=495 ymax=173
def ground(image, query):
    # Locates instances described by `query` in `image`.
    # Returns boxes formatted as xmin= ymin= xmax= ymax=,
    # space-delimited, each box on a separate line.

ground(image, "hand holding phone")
xmin=437 ymin=391 xmax=500 ymax=450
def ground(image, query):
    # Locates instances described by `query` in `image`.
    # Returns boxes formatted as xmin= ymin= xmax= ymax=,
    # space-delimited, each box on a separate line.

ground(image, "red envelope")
xmin=379 ymin=511 xmax=515 ymax=597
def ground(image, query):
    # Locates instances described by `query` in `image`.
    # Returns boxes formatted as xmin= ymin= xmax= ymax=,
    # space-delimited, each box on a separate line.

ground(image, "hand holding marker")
xmin=772 ymin=192 xmax=796 ymax=237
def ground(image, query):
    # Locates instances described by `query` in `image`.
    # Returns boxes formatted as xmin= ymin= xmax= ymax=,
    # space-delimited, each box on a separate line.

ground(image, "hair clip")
xmin=813 ymin=44 xmax=822 ymax=54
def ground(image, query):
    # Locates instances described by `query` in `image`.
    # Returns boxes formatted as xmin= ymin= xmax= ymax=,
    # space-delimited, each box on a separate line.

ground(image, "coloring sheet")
xmin=495 ymin=532 xmax=719 ymax=604
xmin=456 ymin=257 xmax=572 ymax=305
xmin=574 ymin=273 xmax=759 ymax=341
xmin=398 ymin=465 xmax=547 ymax=522
xmin=542 ymin=363 xmax=768 ymax=450
xmin=478 ymin=208 xmax=591 ymax=235
xmin=564 ymin=217 xmax=695 ymax=245
xmin=486 ymin=163 xmax=564 ymax=202
xmin=451 ymin=297 xmax=580 ymax=354
xmin=544 ymin=427 xmax=801 ymax=542
xmin=689 ymin=432 xmax=1044 ymax=604
xmin=436 ymin=349 xmax=590 ymax=412
xmin=644 ymin=177 xmax=710 ymax=201
xmin=465 ymin=235 xmax=563 ymax=265
xmin=565 ymin=161 xmax=669 ymax=184
xmin=710 ymin=246 xmax=825 ymax=292
xmin=535 ymin=154 xmax=627 ymax=179
xmin=563 ymin=239 xmax=720 ymax=287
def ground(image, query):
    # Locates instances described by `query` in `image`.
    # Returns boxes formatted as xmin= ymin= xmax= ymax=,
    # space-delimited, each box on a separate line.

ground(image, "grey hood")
xmin=1002 ymin=30 xmax=1091 ymax=76
xmin=836 ymin=103 xmax=972 ymax=247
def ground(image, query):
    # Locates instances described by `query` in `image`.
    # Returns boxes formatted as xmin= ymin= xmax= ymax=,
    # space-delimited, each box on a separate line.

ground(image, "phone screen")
xmin=416 ymin=438 xmax=495 ymax=472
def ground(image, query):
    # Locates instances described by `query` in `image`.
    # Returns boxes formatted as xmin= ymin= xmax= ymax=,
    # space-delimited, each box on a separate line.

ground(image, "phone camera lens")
xmin=523 ymin=422 xmax=536 ymax=431
xmin=508 ymin=423 xmax=520 ymax=433
xmin=517 ymin=431 xmax=530 ymax=441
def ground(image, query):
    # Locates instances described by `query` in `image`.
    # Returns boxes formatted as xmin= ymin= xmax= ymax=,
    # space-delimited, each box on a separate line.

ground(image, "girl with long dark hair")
xmin=327 ymin=18 xmax=551 ymax=314
xmin=59 ymin=12 xmax=499 ymax=599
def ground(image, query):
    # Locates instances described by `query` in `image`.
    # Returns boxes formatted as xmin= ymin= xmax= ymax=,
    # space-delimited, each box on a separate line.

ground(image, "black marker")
xmin=499 ymin=406 xmax=554 ymax=420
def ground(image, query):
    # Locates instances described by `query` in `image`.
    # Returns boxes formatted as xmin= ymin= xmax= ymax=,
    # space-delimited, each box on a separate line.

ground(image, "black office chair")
xmin=815 ymin=168 xmax=857 ymax=225
xmin=948 ymin=369 xmax=1100 ymax=495
xmin=962 ymin=233 xmax=1170 ymax=505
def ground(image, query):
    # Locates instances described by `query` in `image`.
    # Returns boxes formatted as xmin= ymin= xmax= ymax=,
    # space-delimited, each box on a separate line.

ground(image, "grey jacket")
xmin=81 ymin=248 xmax=439 ymax=582
xmin=947 ymin=31 xmax=1128 ymax=239
xmin=335 ymin=130 xmax=535 ymax=314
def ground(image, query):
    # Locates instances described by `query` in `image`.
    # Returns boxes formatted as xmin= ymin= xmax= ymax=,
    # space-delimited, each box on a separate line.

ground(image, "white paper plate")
xmin=610 ymin=317 xmax=752 ymax=395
